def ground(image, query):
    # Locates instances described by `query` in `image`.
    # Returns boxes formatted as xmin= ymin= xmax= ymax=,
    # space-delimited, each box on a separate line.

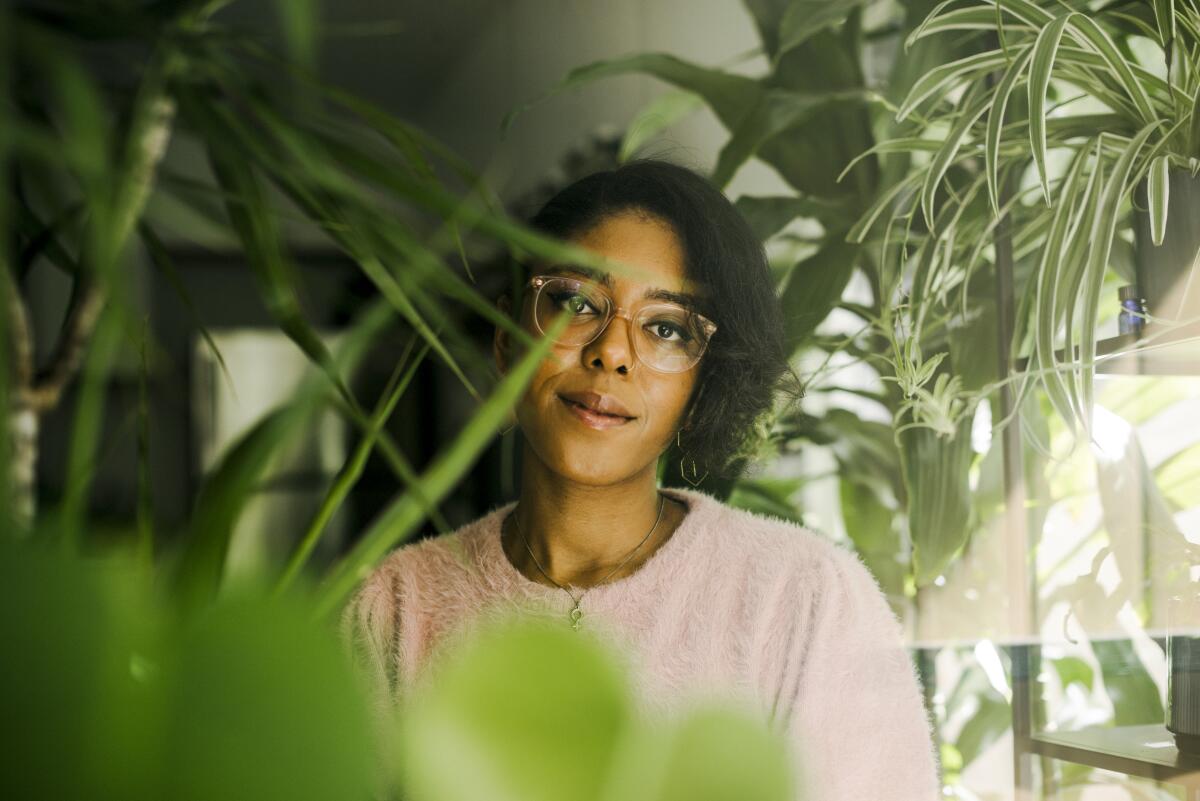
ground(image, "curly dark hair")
xmin=517 ymin=158 xmax=803 ymax=486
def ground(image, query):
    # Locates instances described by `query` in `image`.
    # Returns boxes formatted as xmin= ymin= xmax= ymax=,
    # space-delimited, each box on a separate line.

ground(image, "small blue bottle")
xmin=1118 ymin=285 xmax=1146 ymax=335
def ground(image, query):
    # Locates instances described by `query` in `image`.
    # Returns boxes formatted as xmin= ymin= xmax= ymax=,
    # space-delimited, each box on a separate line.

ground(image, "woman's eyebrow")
xmin=547 ymin=264 xmax=701 ymax=309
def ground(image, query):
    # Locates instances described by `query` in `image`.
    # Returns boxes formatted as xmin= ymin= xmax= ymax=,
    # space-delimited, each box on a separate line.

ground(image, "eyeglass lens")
xmin=533 ymin=277 xmax=711 ymax=372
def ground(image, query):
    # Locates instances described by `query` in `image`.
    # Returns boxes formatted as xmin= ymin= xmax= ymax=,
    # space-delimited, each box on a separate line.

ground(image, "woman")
xmin=343 ymin=159 xmax=940 ymax=801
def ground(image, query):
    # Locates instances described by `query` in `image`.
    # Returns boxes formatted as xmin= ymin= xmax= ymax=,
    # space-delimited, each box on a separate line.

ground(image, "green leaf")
xmin=1189 ymin=83 xmax=1200 ymax=158
xmin=504 ymin=53 xmax=761 ymax=137
xmin=774 ymin=0 xmax=871 ymax=61
xmin=400 ymin=618 xmax=634 ymax=801
xmin=779 ymin=237 xmax=859 ymax=350
xmin=840 ymin=479 xmax=906 ymax=603
xmin=760 ymin=29 xmax=876 ymax=199
xmin=1033 ymin=144 xmax=1097 ymax=429
xmin=1152 ymin=0 xmax=1176 ymax=47
xmin=139 ymin=223 xmax=235 ymax=394
xmin=1093 ymin=640 xmax=1165 ymax=726
xmin=896 ymin=49 xmax=1008 ymax=121
xmin=171 ymin=407 xmax=297 ymax=614
xmin=313 ymin=304 xmax=576 ymax=620
xmin=741 ymin=0 xmax=793 ymax=56
xmin=275 ymin=338 xmax=431 ymax=595
xmin=899 ymin=413 xmax=975 ymax=587
xmin=620 ymin=89 xmax=704 ymax=162
xmin=204 ymin=140 xmax=360 ymax=416
xmin=712 ymin=89 xmax=856 ymax=187
xmin=271 ymin=0 xmax=316 ymax=66
xmin=1028 ymin=14 xmax=1073 ymax=206
xmin=921 ymin=87 xmax=991 ymax=227
xmin=1148 ymin=154 xmax=1170 ymax=245
xmin=1051 ymin=656 xmax=1095 ymax=692
xmin=1077 ymin=122 xmax=1161 ymax=433
xmin=1064 ymin=15 xmax=1158 ymax=126
xmin=908 ymin=4 xmax=1029 ymax=45
xmin=609 ymin=705 xmax=794 ymax=801
xmin=170 ymin=299 xmax=394 ymax=614
xmin=954 ymin=693 xmax=1009 ymax=767
xmin=985 ymin=45 xmax=1034 ymax=215
xmin=734 ymin=194 xmax=855 ymax=240
xmin=726 ymin=477 xmax=806 ymax=523
xmin=160 ymin=594 xmax=375 ymax=801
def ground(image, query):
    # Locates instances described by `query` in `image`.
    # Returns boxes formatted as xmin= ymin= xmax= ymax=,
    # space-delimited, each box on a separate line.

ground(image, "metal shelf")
xmin=1030 ymin=725 xmax=1200 ymax=789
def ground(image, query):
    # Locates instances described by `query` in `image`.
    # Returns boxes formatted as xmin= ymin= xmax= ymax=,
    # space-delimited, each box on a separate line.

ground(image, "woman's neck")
xmin=500 ymin=464 xmax=687 ymax=589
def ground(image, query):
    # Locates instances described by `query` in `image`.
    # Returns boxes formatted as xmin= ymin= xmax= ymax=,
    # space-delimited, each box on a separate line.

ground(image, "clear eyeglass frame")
xmin=524 ymin=274 xmax=718 ymax=374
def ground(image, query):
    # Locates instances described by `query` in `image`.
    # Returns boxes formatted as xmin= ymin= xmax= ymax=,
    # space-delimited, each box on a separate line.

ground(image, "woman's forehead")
xmin=543 ymin=263 xmax=706 ymax=308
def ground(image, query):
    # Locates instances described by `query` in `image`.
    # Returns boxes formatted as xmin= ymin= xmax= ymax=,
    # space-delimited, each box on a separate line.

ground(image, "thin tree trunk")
xmin=7 ymin=404 xmax=36 ymax=531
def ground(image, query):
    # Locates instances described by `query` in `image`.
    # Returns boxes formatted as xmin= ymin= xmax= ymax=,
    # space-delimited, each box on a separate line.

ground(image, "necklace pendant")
xmin=569 ymin=604 xmax=583 ymax=631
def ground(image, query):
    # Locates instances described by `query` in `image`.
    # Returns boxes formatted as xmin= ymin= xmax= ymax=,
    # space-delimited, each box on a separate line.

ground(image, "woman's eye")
xmin=551 ymin=292 xmax=598 ymax=314
xmin=648 ymin=321 xmax=689 ymax=343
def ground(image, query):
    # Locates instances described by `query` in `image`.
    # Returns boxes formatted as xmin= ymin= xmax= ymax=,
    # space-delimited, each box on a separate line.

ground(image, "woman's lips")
xmin=559 ymin=395 xmax=633 ymax=429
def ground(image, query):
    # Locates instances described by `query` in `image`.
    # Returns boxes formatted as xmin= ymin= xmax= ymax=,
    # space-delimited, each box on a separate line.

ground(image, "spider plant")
xmin=861 ymin=0 xmax=1200 ymax=438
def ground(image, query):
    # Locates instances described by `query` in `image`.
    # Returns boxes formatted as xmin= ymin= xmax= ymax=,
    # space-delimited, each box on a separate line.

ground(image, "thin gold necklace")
xmin=509 ymin=492 xmax=666 ymax=631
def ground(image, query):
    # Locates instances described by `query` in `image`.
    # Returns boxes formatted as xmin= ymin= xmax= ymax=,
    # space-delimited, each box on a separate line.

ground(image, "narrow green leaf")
xmin=1188 ymin=83 xmax=1200 ymax=158
xmin=1028 ymin=14 xmax=1073 ymax=206
xmin=135 ymin=315 xmax=153 ymax=573
xmin=1148 ymin=154 xmax=1170 ymax=245
xmin=313 ymin=306 xmax=577 ymax=620
xmin=985 ymin=46 xmax=1034 ymax=215
xmin=275 ymin=337 xmax=432 ymax=596
xmin=907 ymin=5 xmax=1029 ymax=45
xmin=58 ymin=298 xmax=124 ymax=548
xmin=905 ymin=0 xmax=969 ymax=49
xmin=620 ymin=89 xmax=704 ymax=162
xmin=206 ymin=142 xmax=363 ymax=419
xmin=991 ymin=0 xmax=1056 ymax=27
xmin=1065 ymin=15 xmax=1159 ymax=126
xmin=271 ymin=0 xmax=316 ymax=66
xmin=139 ymin=223 xmax=235 ymax=394
xmin=1077 ymin=122 xmax=1161 ymax=433
xmin=171 ymin=297 xmax=394 ymax=614
xmin=896 ymin=49 xmax=1009 ymax=121
xmin=921 ymin=87 xmax=991 ymax=228
xmin=848 ymin=171 xmax=924 ymax=243
xmin=1152 ymin=0 xmax=1176 ymax=46
xmin=1033 ymin=145 xmax=1094 ymax=431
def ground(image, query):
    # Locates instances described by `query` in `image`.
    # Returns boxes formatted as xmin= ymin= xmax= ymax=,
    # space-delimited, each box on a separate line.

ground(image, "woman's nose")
xmin=585 ymin=310 xmax=637 ymax=372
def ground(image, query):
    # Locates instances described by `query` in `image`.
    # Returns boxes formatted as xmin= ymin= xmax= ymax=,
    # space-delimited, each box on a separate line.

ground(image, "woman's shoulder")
xmin=689 ymin=488 xmax=882 ymax=594
xmin=359 ymin=502 xmax=512 ymax=590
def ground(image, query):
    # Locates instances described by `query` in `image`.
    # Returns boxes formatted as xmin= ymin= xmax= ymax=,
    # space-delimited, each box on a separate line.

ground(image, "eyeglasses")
xmin=524 ymin=274 xmax=717 ymax=373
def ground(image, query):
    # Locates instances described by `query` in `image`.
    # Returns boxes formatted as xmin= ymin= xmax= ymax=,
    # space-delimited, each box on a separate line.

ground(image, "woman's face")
xmin=494 ymin=211 xmax=703 ymax=486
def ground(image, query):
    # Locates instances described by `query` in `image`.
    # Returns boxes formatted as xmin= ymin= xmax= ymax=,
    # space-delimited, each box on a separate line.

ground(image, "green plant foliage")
xmin=898 ymin=415 xmax=975 ymax=585
xmin=1093 ymin=640 xmax=1166 ymax=726
xmin=399 ymin=615 xmax=795 ymax=801
xmin=0 ymin=540 xmax=375 ymax=801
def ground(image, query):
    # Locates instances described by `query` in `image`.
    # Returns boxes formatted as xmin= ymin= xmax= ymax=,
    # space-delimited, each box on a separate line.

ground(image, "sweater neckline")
xmin=479 ymin=486 xmax=708 ymax=605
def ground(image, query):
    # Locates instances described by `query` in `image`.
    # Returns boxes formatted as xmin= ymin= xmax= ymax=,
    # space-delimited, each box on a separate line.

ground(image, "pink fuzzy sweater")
xmin=341 ymin=486 xmax=940 ymax=801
